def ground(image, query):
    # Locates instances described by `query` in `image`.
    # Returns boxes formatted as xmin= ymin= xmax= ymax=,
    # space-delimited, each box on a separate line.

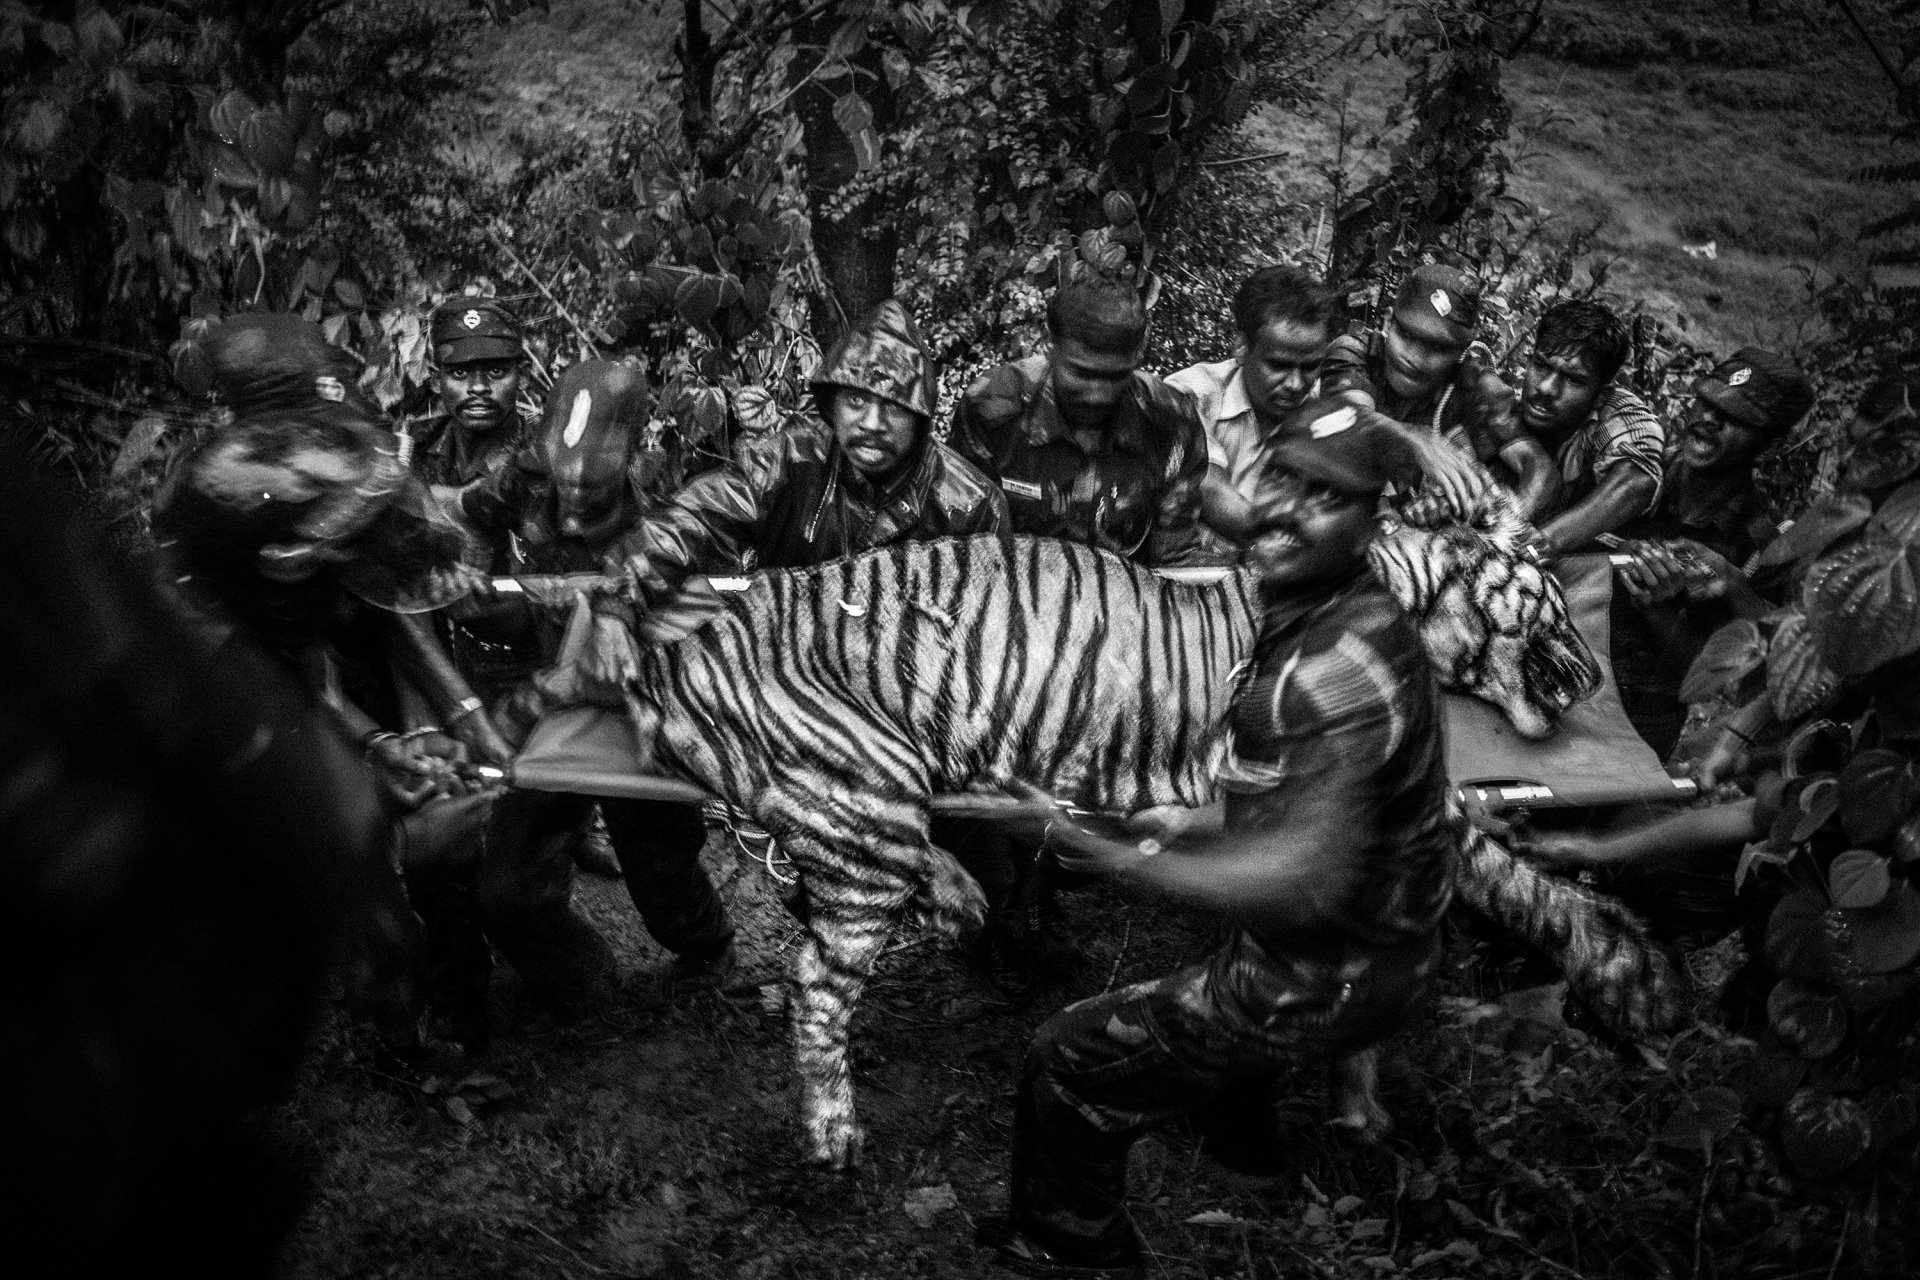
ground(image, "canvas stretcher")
xmin=501 ymin=553 xmax=1697 ymax=815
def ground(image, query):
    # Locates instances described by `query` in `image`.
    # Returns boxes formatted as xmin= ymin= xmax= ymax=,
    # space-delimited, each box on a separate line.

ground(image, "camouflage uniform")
xmin=1011 ymin=570 xmax=1455 ymax=1259
xmin=613 ymin=301 xmax=1005 ymax=603
xmin=948 ymin=354 xmax=1209 ymax=567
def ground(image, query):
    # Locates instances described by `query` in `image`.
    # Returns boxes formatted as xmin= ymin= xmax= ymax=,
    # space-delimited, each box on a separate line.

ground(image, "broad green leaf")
xmin=1735 ymin=840 xmax=1792 ymax=890
xmin=1804 ymin=540 xmax=1920 ymax=677
xmin=1758 ymin=494 xmax=1870 ymax=569
xmin=1892 ymin=815 xmax=1920 ymax=864
xmin=1781 ymin=1089 xmax=1872 ymax=1181
xmin=1844 ymin=881 xmax=1920 ymax=974
xmin=1766 ymin=889 xmax=1831 ymax=980
xmin=881 ymin=47 xmax=911 ymax=90
xmin=832 ymin=91 xmax=874 ymax=155
xmin=1656 ymin=1086 xmax=1744 ymax=1153
xmin=209 ymin=89 xmax=254 ymax=145
xmin=1768 ymin=611 xmax=1840 ymax=720
xmin=1866 ymin=477 xmax=1920 ymax=548
xmin=1838 ymin=749 xmax=1915 ymax=844
xmin=1791 ymin=776 xmax=1840 ymax=842
xmin=111 ymin=415 xmax=167 ymax=480
xmin=1829 ymin=850 xmax=1894 ymax=908
xmin=1767 ymin=978 xmax=1848 ymax=1059
xmin=1680 ymin=619 xmax=1766 ymax=703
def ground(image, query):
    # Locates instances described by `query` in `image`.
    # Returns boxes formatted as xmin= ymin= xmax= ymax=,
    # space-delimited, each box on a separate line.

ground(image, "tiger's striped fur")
xmin=619 ymin=534 xmax=1673 ymax=1166
xmin=1371 ymin=479 xmax=1602 ymax=739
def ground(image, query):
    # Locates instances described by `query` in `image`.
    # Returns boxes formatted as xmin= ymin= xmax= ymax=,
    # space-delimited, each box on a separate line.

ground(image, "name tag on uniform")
xmin=1004 ymin=478 xmax=1045 ymax=501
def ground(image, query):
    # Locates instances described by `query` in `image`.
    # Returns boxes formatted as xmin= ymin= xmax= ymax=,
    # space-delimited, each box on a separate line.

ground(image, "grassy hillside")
xmin=1242 ymin=0 xmax=1907 ymax=357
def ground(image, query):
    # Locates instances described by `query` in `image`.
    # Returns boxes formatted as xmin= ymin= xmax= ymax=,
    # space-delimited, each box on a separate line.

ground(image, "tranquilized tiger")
xmin=1373 ymin=470 xmax=1603 ymax=739
xmin=553 ymin=534 xmax=1675 ymax=1168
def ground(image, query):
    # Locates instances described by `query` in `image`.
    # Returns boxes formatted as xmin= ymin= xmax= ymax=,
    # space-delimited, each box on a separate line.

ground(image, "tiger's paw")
xmin=801 ymin=1115 xmax=866 ymax=1171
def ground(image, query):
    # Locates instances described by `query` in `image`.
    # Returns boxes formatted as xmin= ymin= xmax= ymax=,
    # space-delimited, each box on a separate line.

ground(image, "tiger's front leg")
xmin=789 ymin=877 xmax=914 ymax=1169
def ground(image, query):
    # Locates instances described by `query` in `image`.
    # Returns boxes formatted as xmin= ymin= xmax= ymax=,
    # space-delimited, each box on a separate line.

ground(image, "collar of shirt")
xmin=1011 ymin=353 xmax=1152 ymax=455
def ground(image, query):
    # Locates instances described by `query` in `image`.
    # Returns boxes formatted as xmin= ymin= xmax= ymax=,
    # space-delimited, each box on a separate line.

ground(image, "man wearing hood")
xmin=611 ymin=298 xmax=1005 ymax=599
xmin=599 ymin=302 xmax=1005 ymax=988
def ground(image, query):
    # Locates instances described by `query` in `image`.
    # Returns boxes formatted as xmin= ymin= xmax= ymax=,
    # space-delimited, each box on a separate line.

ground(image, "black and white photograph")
xmin=2 ymin=1 xmax=1917 ymax=1276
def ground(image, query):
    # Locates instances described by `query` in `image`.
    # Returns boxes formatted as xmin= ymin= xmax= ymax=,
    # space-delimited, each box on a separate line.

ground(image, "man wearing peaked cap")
xmin=596 ymin=302 xmax=1006 ymax=992
xmin=405 ymin=295 xmax=534 ymax=489
xmin=972 ymin=396 xmax=1451 ymax=1275
xmin=1322 ymin=264 xmax=1558 ymax=519
xmin=1608 ymin=345 xmax=1813 ymax=759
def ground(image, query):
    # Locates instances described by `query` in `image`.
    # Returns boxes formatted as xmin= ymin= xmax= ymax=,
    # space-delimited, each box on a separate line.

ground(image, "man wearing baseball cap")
xmin=973 ymin=399 xmax=1453 ymax=1275
xmin=405 ymin=295 xmax=533 ymax=489
xmin=1323 ymin=263 xmax=1558 ymax=519
xmin=1609 ymin=346 xmax=1814 ymax=756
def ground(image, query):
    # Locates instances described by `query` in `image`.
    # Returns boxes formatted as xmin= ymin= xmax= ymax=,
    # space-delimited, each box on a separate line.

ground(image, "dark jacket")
xmin=400 ymin=410 xmax=532 ymax=489
xmin=611 ymin=422 xmax=1007 ymax=604
xmin=1322 ymin=331 xmax=1524 ymax=473
xmin=947 ymin=354 xmax=1209 ymax=566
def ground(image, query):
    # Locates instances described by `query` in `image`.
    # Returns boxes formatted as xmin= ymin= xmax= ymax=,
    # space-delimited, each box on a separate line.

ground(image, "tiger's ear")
xmin=636 ymin=576 xmax=727 ymax=644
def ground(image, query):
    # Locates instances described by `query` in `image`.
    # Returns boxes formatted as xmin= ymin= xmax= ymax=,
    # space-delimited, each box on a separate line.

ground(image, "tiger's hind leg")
xmin=762 ymin=795 xmax=929 ymax=1170
xmin=905 ymin=841 xmax=988 ymax=942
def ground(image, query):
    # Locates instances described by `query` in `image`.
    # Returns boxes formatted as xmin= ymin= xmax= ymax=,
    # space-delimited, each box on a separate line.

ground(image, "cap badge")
xmin=1430 ymin=289 xmax=1453 ymax=318
xmin=314 ymin=375 xmax=345 ymax=403
xmin=1728 ymin=367 xmax=1752 ymax=387
xmin=462 ymin=309 xmax=482 ymax=330
xmin=562 ymin=389 xmax=592 ymax=448
xmin=1310 ymin=405 xmax=1358 ymax=439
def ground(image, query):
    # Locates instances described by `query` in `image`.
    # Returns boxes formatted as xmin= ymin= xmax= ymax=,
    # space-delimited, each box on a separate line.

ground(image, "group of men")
xmin=148 ymin=256 xmax=1828 ymax=1277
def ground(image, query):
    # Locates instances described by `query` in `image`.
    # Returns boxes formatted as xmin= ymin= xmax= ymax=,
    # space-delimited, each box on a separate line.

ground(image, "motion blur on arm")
xmin=0 ymin=435 xmax=389 ymax=1278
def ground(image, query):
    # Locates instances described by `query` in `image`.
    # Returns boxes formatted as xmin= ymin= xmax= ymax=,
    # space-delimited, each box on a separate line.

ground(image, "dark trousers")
xmin=1012 ymin=930 xmax=1438 ymax=1256
xmin=601 ymin=797 xmax=734 ymax=960
xmin=929 ymin=816 xmax=1064 ymax=965
xmin=475 ymin=789 xmax=618 ymax=1010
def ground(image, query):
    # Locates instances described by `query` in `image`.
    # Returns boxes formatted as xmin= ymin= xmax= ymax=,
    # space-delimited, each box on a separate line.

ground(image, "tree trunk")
xmin=791 ymin=14 xmax=896 ymax=350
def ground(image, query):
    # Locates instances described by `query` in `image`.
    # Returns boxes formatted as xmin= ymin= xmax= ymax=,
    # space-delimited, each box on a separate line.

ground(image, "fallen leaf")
xmin=1184 ymin=1209 xmax=1252 ymax=1226
xmin=901 ymin=1182 xmax=958 ymax=1229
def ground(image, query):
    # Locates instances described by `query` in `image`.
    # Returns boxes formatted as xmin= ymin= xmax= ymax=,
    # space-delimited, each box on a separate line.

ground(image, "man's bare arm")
xmin=1536 ymin=464 xmax=1657 ymax=558
xmin=1498 ymin=437 xmax=1561 ymax=521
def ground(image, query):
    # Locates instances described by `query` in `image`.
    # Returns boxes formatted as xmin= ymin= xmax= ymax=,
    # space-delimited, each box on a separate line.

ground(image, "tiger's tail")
xmin=905 ymin=842 xmax=988 ymax=942
xmin=1453 ymin=817 xmax=1684 ymax=1037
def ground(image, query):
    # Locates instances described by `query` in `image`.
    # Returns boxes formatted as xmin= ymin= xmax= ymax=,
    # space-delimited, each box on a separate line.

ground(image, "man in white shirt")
xmin=1168 ymin=264 xmax=1341 ymax=556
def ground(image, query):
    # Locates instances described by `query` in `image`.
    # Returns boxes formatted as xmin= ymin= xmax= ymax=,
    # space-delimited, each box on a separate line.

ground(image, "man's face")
xmin=1243 ymin=318 xmax=1332 ymax=429
xmin=1520 ymin=349 xmax=1606 ymax=438
xmin=1381 ymin=313 xmax=1468 ymax=400
xmin=1049 ymin=334 xmax=1143 ymax=432
xmin=828 ymin=387 xmax=922 ymax=481
xmin=1679 ymin=398 xmax=1767 ymax=476
xmin=435 ymin=358 xmax=521 ymax=433
xmin=1244 ymin=463 xmax=1376 ymax=592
